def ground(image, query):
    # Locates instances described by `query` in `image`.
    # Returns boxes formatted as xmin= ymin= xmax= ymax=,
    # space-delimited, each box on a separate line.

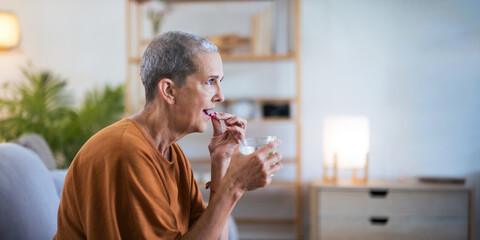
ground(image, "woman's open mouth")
xmin=203 ymin=109 xmax=215 ymax=118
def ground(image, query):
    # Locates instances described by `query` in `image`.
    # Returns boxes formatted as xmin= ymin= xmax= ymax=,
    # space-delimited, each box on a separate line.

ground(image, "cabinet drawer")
xmin=318 ymin=190 xmax=468 ymax=217
xmin=317 ymin=217 xmax=468 ymax=240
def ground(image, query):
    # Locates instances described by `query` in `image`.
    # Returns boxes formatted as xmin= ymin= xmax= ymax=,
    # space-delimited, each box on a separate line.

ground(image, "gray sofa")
xmin=0 ymin=141 xmax=67 ymax=240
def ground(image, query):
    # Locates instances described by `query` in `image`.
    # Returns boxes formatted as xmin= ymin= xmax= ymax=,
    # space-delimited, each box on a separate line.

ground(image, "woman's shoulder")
xmin=89 ymin=118 xmax=151 ymax=146
xmin=70 ymin=119 xmax=159 ymax=171
xmin=73 ymin=119 xmax=148 ymax=160
xmin=83 ymin=119 xmax=134 ymax=148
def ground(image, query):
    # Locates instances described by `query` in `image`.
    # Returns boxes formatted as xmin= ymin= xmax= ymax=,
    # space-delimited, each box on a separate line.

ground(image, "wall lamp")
xmin=0 ymin=11 xmax=20 ymax=51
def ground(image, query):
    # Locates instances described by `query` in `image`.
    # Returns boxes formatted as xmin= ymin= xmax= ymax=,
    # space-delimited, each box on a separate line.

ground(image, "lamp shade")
xmin=0 ymin=12 xmax=20 ymax=50
xmin=323 ymin=116 xmax=370 ymax=169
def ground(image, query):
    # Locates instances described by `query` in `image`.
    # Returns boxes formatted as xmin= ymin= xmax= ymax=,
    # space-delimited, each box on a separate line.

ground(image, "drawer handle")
xmin=369 ymin=217 xmax=389 ymax=226
xmin=369 ymin=189 xmax=389 ymax=198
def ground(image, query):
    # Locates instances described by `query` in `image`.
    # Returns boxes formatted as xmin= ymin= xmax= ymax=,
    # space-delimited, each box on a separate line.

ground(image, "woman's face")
xmin=172 ymin=52 xmax=224 ymax=134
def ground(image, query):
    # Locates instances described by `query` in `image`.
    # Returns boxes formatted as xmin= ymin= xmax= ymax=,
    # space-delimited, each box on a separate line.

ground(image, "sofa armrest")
xmin=50 ymin=169 xmax=68 ymax=198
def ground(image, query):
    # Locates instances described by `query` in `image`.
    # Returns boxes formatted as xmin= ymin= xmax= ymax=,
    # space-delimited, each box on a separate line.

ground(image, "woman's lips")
xmin=203 ymin=109 xmax=215 ymax=118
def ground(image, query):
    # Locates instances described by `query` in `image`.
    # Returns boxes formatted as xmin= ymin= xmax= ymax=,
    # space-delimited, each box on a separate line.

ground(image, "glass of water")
xmin=238 ymin=136 xmax=277 ymax=155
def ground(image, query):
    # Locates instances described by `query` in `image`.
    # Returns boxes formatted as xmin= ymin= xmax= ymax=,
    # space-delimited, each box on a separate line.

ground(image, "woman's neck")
xmin=129 ymin=104 xmax=181 ymax=159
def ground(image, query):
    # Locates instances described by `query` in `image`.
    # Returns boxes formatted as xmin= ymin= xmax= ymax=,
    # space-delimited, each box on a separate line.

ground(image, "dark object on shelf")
xmin=418 ymin=176 xmax=465 ymax=184
xmin=262 ymin=103 xmax=290 ymax=118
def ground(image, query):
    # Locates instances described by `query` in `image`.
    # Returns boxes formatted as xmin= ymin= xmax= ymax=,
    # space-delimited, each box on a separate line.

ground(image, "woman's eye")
xmin=207 ymin=79 xmax=214 ymax=85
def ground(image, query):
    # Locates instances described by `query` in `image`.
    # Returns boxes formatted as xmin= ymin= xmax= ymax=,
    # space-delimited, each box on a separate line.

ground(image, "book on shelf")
xmin=251 ymin=0 xmax=293 ymax=56
xmin=251 ymin=5 xmax=272 ymax=55
xmin=272 ymin=0 xmax=290 ymax=55
xmin=287 ymin=0 xmax=295 ymax=53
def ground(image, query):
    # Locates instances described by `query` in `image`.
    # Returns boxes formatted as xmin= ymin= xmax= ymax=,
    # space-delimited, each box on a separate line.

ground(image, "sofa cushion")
xmin=15 ymin=133 xmax=57 ymax=170
xmin=50 ymin=169 xmax=68 ymax=198
xmin=0 ymin=143 xmax=59 ymax=240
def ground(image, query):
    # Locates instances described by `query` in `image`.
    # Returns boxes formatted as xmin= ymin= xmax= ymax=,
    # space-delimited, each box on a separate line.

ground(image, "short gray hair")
xmin=140 ymin=31 xmax=219 ymax=102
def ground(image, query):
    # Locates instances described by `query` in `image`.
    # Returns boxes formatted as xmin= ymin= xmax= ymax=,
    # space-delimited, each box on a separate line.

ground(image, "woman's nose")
xmin=213 ymin=86 xmax=224 ymax=102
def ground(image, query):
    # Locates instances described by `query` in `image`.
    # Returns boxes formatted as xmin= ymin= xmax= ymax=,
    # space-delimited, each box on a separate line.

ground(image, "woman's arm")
xmin=182 ymin=112 xmax=282 ymax=240
xmin=207 ymin=112 xmax=245 ymax=240
xmin=182 ymin=141 xmax=283 ymax=240
xmin=210 ymin=156 xmax=230 ymax=240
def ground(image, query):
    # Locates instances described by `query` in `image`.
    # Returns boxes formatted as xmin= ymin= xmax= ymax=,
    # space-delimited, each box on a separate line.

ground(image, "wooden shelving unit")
xmin=126 ymin=0 xmax=302 ymax=239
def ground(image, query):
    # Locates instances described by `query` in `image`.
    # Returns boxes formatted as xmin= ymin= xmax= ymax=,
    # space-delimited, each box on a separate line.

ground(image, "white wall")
xmin=0 ymin=0 xmax=125 ymax=102
xmin=301 ymin=0 xmax=480 ymax=181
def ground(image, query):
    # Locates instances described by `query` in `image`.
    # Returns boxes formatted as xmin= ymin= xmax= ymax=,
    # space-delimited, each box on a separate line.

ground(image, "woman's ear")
xmin=157 ymin=78 xmax=176 ymax=104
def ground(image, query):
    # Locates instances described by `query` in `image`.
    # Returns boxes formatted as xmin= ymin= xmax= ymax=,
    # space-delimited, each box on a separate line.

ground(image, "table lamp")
xmin=0 ymin=11 xmax=20 ymax=51
xmin=323 ymin=116 xmax=370 ymax=183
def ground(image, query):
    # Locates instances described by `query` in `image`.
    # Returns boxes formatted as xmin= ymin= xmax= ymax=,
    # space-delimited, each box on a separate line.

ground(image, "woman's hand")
xmin=208 ymin=112 xmax=247 ymax=162
xmin=225 ymin=140 xmax=283 ymax=191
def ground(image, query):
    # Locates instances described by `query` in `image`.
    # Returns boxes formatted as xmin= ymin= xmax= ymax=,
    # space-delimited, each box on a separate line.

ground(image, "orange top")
xmin=54 ymin=118 xmax=206 ymax=239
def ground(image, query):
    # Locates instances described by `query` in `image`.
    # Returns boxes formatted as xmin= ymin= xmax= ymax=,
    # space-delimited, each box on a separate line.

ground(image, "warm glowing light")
xmin=0 ymin=12 xmax=20 ymax=50
xmin=323 ymin=116 xmax=370 ymax=169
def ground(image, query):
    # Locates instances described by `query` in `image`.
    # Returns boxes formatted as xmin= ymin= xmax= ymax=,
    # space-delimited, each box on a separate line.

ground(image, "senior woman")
xmin=54 ymin=31 xmax=283 ymax=240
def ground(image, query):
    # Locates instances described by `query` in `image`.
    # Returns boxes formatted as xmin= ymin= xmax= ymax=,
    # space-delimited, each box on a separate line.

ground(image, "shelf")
xmin=128 ymin=53 xmax=295 ymax=64
xmin=219 ymin=98 xmax=294 ymax=123
xmin=199 ymin=180 xmax=297 ymax=188
xmin=221 ymin=53 xmax=295 ymax=61
xmin=270 ymin=180 xmax=297 ymax=187
xmin=223 ymin=97 xmax=296 ymax=104
xmin=189 ymin=157 xmax=297 ymax=164
xmin=130 ymin=0 xmax=278 ymax=5
xmin=246 ymin=117 xmax=293 ymax=123
xmin=128 ymin=57 xmax=141 ymax=64
xmin=137 ymin=36 xmax=295 ymax=61
xmin=234 ymin=218 xmax=295 ymax=225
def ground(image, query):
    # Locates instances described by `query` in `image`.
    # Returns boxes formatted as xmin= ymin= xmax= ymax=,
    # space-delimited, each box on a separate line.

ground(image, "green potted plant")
xmin=0 ymin=66 xmax=124 ymax=168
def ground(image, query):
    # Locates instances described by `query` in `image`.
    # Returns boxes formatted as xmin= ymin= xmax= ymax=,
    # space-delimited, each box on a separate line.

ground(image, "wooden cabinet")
xmin=126 ymin=1 xmax=302 ymax=239
xmin=310 ymin=180 xmax=472 ymax=240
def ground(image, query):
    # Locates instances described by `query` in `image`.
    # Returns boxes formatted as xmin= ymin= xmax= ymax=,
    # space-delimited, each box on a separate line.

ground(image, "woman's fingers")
xmin=226 ymin=118 xmax=246 ymax=128
xmin=265 ymin=152 xmax=283 ymax=169
xmin=229 ymin=145 xmax=283 ymax=191
xmin=252 ymin=144 xmax=282 ymax=186
xmin=211 ymin=117 xmax=223 ymax=136
xmin=256 ymin=139 xmax=281 ymax=158
xmin=213 ymin=112 xmax=235 ymax=120
xmin=214 ymin=112 xmax=247 ymax=129
xmin=210 ymin=112 xmax=247 ymax=141
xmin=225 ymin=125 xmax=245 ymax=141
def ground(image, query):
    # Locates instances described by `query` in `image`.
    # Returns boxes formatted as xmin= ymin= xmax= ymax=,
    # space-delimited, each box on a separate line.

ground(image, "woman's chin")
xmin=198 ymin=125 xmax=208 ymax=133
xmin=194 ymin=123 xmax=208 ymax=133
